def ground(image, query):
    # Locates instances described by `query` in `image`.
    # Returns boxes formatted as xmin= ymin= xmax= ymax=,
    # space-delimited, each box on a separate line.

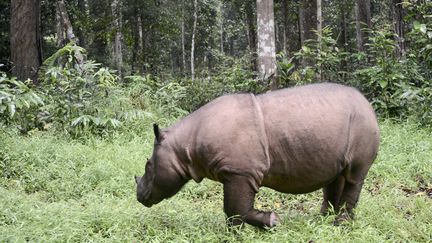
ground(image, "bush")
xmin=38 ymin=43 xmax=137 ymax=136
xmin=0 ymin=72 xmax=43 ymax=132
xmin=284 ymin=27 xmax=347 ymax=85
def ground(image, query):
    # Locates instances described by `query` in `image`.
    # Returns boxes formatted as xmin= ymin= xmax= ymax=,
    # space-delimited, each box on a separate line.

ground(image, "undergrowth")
xmin=0 ymin=121 xmax=431 ymax=242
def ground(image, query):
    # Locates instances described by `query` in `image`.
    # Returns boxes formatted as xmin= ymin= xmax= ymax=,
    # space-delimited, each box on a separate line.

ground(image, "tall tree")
xmin=111 ymin=0 xmax=123 ymax=78
xmin=281 ymin=0 xmax=290 ymax=55
xmin=316 ymin=0 xmax=323 ymax=81
xmin=317 ymin=0 xmax=322 ymax=44
xmin=76 ymin=0 xmax=87 ymax=47
xmin=0 ymin=1 xmax=11 ymax=72
xmin=245 ymin=0 xmax=257 ymax=72
xmin=10 ymin=0 xmax=42 ymax=83
xmin=191 ymin=0 xmax=198 ymax=81
xmin=56 ymin=0 xmax=78 ymax=46
xmin=218 ymin=1 xmax=224 ymax=54
xmin=88 ymin=0 xmax=110 ymax=64
xmin=355 ymin=0 xmax=371 ymax=52
xmin=181 ymin=0 xmax=187 ymax=75
xmin=299 ymin=0 xmax=317 ymax=46
xmin=337 ymin=0 xmax=350 ymax=51
xmin=256 ymin=0 xmax=277 ymax=89
xmin=130 ymin=3 xmax=144 ymax=74
xmin=392 ymin=0 xmax=405 ymax=57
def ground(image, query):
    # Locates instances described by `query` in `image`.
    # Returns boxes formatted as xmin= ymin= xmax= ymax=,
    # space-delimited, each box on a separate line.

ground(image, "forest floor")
xmin=0 ymin=120 xmax=431 ymax=242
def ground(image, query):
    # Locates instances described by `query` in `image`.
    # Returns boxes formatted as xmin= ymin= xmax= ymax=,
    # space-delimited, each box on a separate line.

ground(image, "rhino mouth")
xmin=136 ymin=188 xmax=153 ymax=207
xmin=135 ymin=175 xmax=158 ymax=207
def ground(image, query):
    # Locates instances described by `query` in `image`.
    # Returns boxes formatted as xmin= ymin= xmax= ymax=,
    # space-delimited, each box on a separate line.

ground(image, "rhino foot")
xmin=268 ymin=212 xmax=280 ymax=228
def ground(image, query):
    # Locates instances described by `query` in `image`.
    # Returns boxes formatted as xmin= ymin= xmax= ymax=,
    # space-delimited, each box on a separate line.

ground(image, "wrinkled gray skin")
xmin=135 ymin=83 xmax=380 ymax=228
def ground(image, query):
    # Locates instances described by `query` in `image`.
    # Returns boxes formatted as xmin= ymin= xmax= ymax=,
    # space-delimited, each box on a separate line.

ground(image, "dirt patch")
xmin=401 ymin=186 xmax=432 ymax=199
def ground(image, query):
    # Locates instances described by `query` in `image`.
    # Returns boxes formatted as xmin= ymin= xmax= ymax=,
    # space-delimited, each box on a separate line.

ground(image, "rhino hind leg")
xmin=335 ymin=159 xmax=373 ymax=223
xmin=321 ymin=175 xmax=345 ymax=215
xmin=223 ymin=174 xmax=280 ymax=229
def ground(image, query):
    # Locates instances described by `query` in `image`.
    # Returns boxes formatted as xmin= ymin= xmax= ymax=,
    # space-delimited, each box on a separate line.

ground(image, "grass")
xmin=0 ymin=120 xmax=431 ymax=242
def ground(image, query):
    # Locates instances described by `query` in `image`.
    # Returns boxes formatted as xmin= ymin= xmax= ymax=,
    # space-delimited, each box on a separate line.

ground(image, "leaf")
xmin=420 ymin=24 xmax=427 ymax=34
xmin=7 ymin=103 xmax=16 ymax=118
xmin=379 ymin=80 xmax=388 ymax=89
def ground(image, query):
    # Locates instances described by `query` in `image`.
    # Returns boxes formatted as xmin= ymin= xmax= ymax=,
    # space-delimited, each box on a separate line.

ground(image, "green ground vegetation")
xmin=0 ymin=120 xmax=431 ymax=242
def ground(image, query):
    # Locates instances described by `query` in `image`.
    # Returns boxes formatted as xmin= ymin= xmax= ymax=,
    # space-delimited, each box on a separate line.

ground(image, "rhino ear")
xmin=153 ymin=123 xmax=165 ymax=143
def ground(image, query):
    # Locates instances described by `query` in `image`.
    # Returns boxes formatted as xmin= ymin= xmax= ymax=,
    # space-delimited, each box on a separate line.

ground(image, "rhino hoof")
xmin=268 ymin=212 xmax=280 ymax=227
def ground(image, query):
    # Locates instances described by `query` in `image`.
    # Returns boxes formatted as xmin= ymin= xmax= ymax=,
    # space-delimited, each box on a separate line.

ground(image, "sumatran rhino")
xmin=135 ymin=83 xmax=380 ymax=228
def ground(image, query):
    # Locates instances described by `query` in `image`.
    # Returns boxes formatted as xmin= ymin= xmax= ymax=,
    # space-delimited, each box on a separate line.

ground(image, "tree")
xmin=191 ymin=0 xmax=198 ymax=81
xmin=76 ymin=0 xmax=87 ymax=47
xmin=317 ymin=0 xmax=322 ymax=44
xmin=280 ymin=0 xmax=300 ymax=55
xmin=256 ymin=0 xmax=277 ymax=89
xmin=355 ymin=0 xmax=371 ymax=52
xmin=245 ymin=0 xmax=258 ymax=72
xmin=111 ymin=0 xmax=123 ymax=78
xmin=56 ymin=0 xmax=78 ymax=46
xmin=392 ymin=0 xmax=405 ymax=57
xmin=337 ymin=0 xmax=350 ymax=52
xmin=10 ymin=0 xmax=42 ymax=83
xmin=0 ymin=1 xmax=11 ymax=72
xmin=299 ymin=0 xmax=317 ymax=46
xmin=181 ymin=0 xmax=187 ymax=75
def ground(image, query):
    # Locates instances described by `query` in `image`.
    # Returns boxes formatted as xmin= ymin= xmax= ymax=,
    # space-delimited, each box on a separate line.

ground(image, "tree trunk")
xmin=337 ymin=0 xmax=349 ymax=51
xmin=191 ymin=0 xmax=198 ymax=81
xmin=338 ymin=0 xmax=349 ymax=81
xmin=317 ymin=0 xmax=322 ymax=44
xmin=10 ymin=0 xmax=42 ymax=83
xmin=299 ymin=0 xmax=317 ymax=46
xmin=181 ymin=1 xmax=186 ymax=76
xmin=256 ymin=0 xmax=277 ymax=89
xmin=316 ymin=0 xmax=323 ymax=81
xmin=392 ymin=0 xmax=405 ymax=58
xmin=282 ymin=0 xmax=290 ymax=55
xmin=245 ymin=0 xmax=257 ymax=72
xmin=76 ymin=0 xmax=87 ymax=47
xmin=56 ymin=0 xmax=78 ymax=46
xmin=219 ymin=1 xmax=224 ymax=54
xmin=111 ymin=0 xmax=123 ymax=78
xmin=131 ymin=11 xmax=143 ymax=74
xmin=355 ymin=0 xmax=371 ymax=52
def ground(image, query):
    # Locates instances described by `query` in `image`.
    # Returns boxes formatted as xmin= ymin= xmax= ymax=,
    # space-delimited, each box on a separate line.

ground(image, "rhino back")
xmin=258 ymin=83 xmax=379 ymax=193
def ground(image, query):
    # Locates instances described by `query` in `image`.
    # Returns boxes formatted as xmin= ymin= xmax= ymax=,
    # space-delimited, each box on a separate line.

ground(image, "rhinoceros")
xmin=135 ymin=83 xmax=380 ymax=228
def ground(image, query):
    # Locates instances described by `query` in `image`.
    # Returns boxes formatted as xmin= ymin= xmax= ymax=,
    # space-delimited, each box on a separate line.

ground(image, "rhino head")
xmin=135 ymin=124 xmax=188 ymax=207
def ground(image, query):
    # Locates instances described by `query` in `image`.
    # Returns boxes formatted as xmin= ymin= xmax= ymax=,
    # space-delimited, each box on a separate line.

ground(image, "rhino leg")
xmin=335 ymin=160 xmax=372 ymax=223
xmin=223 ymin=174 xmax=280 ymax=228
xmin=321 ymin=175 xmax=345 ymax=215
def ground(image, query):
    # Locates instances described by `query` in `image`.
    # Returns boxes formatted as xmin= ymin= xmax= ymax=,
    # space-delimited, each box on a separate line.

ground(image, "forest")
xmin=0 ymin=0 xmax=431 ymax=242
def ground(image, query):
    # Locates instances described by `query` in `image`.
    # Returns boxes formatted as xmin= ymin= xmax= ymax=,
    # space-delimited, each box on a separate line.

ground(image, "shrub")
xmin=39 ymin=43 xmax=125 ymax=136
xmin=0 ymin=72 xmax=43 ymax=132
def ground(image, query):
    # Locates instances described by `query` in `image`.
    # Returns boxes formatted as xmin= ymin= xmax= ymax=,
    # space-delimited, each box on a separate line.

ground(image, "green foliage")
xmin=0 ymin=73 xmax=43 ymax=131
xmin=39 ymin=43 xmax=125 ymax=136
xmin=353 ymin=27 xmax=410 ymax=117
xmin=351 ymin=24 xmax=432 ymax=126
xmin=284 ymin=27 xmax=347 ymax=85
xmin=124 ymin=56 xmax=259 ymax=116
xmin=275 ymin=21 xmax=431 ymax=127
xmin=405 ymin=1 xmax=432 ymax=75
xmin=125 ymin=75 xmax=189 ymax=118
xmin=180 ymin=56 xmax=261 ymax=111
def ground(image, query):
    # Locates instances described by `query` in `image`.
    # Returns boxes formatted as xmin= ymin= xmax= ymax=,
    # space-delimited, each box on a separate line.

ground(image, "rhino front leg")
xmin=223 ymin=174 xmax=280 ymax=228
